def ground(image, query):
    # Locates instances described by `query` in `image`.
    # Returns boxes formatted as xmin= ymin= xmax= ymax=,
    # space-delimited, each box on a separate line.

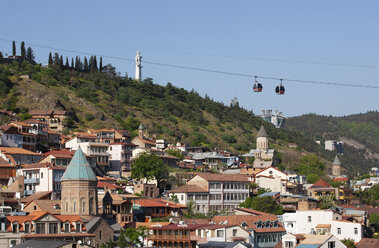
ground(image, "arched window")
xmin=89 ymin=197 xmax=93 ymax=215
xmin=73 ymin=202 xmax=76 ymax=213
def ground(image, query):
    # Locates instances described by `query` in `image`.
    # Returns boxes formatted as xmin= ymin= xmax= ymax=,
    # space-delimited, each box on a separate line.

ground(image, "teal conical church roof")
xmin=61 ymin=147 xmax=97 ymax=181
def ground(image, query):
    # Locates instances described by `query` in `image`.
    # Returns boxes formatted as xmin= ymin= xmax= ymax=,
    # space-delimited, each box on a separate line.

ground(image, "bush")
xmin=85 ymin=113 xmax=95 ymax=121
xmin=222 ymin=134 xmax=237 ymax=143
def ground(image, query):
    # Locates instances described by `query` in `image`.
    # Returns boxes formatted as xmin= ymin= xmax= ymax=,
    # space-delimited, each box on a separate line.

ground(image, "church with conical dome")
xmin=60 ymin=147 xmax=98 ymax=217
xmin=243 ymin=126 xmax=275 ymax=162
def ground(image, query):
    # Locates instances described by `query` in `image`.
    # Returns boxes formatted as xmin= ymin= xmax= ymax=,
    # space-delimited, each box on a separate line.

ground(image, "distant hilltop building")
xmin=259 ymin=110 xmax=285 ymax=128
xmin=230 ymin=96 xmax=239 ymax=107
xmin=325 ymin=140 xmax=344 ymax=154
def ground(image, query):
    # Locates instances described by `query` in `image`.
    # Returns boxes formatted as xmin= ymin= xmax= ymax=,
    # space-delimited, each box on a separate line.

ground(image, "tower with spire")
xmin=332 ymin=155 xmax=341 ymax=177
xmin=138 ymin=123 xmax=144 ymax=138
xmin=60 ymin=147 xmax=98 ymax=216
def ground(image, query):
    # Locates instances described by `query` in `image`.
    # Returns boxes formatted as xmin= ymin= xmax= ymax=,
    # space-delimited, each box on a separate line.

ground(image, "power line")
xmin=1 ymin=38 xmax=379 ymax=89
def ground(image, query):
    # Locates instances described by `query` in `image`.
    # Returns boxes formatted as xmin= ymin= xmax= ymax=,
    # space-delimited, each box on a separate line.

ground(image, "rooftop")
xmin=61 ymin=148 xmax=97 ymax=181
xmin=170 ymin=184 xmax=208 ymax=193
xmin=194 ymin=173 xmax=249 ymax=182
xmin=257 ymin=125 xmax=268 ymax=138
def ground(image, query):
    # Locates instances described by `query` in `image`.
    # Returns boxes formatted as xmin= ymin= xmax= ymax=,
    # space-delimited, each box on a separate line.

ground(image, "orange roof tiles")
xmin=97 ymin=181 xmax=123 ymax=190
xmin=135 ymin=198 xmax=187 ymax=208
xmin=0 ymin=147 xmax=40 ymax=155
xmin=310 ymin=179 xmax=332 ymax=188
xmin=170 ymin=185 xmax=208 ymax=193
xmin=212 ymin=214 xmax=285 ymax=233
xmin=194 ymin=173 xmax=249 ymax=182
xmin=236 ymin=208 xmax=270 ymax=216
xmin=21 ymin=191 xmax=52 ymax=203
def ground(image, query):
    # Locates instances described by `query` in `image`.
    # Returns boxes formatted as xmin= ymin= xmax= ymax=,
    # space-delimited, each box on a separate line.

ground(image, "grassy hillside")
xmin=0 ymin=59 xmax=373 ymax=175
xmin=285 ymin=113 xmax=379 ymax=175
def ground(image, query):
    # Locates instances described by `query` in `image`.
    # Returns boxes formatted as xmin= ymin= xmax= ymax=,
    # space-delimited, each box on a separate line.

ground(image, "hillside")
xmin=285 ymin=113 xmax=379 ymax=175
xmin=0 ymin=58 xmax=374 ymax=175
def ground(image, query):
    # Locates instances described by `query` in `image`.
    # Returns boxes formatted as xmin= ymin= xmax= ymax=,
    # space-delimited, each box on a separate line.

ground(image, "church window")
xmin=83 ymin=201 xmax=85 ymax=213
xmin=73 ymin=202 xmax=76 ymax=213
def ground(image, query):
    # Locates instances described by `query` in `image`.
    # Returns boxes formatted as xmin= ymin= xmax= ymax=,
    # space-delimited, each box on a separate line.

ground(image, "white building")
xmin=108 ymin=142 xmax=136 ymax=173
xmin=255 ymin=167 xmax=288 ymax=194
xmin=18 ymin=163 xmax=65 ymax=198
xmin=170 ymin=173 xmax=250 ymax=213
xmin=281 ymin=233 xmax=347 ymax=248
xmin=65 ymin=137 xmax=109 ymax=168
xmin=282 ymin=210 xmax=363 ymax=242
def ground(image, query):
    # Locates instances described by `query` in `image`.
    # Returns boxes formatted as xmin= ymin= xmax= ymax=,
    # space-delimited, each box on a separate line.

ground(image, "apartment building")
xmin=171 ymin=173 xmax=250 ymax=213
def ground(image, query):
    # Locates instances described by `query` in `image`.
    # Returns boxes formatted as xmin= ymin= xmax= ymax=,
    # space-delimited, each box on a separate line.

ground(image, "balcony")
xmin=24 ymin=178 xmax=40 ymax=184
xmin=24 ymin=189 xmax=35 ymax=195
xmin=149 ymin=234 xmax=191 ymax=241
xmin=53 ymin=178 xmax=61 ymax=183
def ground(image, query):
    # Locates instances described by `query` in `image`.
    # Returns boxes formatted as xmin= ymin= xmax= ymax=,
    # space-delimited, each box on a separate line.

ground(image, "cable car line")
xmin=1 ymin=38 xmax=379 ymax=89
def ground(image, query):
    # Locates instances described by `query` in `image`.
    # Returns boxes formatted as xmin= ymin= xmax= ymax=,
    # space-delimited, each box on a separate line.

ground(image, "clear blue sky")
xmin=1 ymin=1 xmax=379 ymax=117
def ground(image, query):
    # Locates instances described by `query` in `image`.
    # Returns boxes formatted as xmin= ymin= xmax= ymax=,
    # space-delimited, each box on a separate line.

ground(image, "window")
xmin=354 ymin=227 xmax=358 ymax=234
xmin=328 ymin=241 xmax=336 ymax=248
xmin=285 ymin=241 xmax=294 ymax=248
xmin=308 ymin=216 xmax=311 ymax=222
xmin=33 ymin=206 xmax=37 ymax=210
xmin=49 ymin=223 xmax=58 ymax=234
xmin=76 ymin=223 xmax=81 ymax=233
xmin=181 ymin=195 xmax=184 ymax=201
xmin=12 ymin=223 xmax=18 ymax=233
xmin=73 ymin=202 xmax=76 ymax=213
xmin=36 ymin=223 xmax=45 ymax=234
xmin=99 ymin=230 xmax=102 ymax=239
xmin=232 ymin=229 xmax=237 ymax=236
xmin=65 ymin=223 xmax=70 ymax=232
xmin=337 ymin=228 xmax=341 ymax=234
xmin=24 ymin=223 xmax=30 ymax=233
xmin=216 ymin=230 xmax=224 ymax=237
xmin=41 ymin=172 xmax=43 ymax=179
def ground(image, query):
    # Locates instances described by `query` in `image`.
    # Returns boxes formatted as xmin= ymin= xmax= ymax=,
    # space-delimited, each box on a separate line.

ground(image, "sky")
xmin=1 ymin=1 xmax=379 ymax=117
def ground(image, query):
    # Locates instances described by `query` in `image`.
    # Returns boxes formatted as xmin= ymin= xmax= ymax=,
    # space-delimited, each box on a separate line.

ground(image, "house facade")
xmin=171 ymin=173 xmax=250 ymax=214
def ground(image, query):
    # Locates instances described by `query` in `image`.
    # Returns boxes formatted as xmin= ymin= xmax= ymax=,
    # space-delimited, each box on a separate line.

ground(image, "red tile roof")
xmin=170 ymin=185 xmax=208 ymax=193
xmin=22 ymin=233 xmax=95 ymax=238
xmin=21 ymin=191 xmax=52 ymax=203
xmin=0 ymin=147 xmax=40 ymax=155
xmin=135 ymin=198 xmax=187 ymax=208
xmin=235 ymin=208 xmax=270 ymax=216
xmin=212 ymin=214 xmax=285 ymax=233
xmin=356 ymin=238 xmax=379 ymax=248
xmin=97 ymin=181 xmax=123 ymax=190
xmin=310 ymin=179 xmax=332 ymax=188
xmin=193 ymin=173 xmax=249 ymax=182
xmin=43 ymin=149 xmax=74 ymax=158
xmin=0 ymin=157 xmax=14 ymax=167
xmin=150 ymin=223 xmax=208 ymax=230
xmin=333 ymin=177 xmax=349 ymax=182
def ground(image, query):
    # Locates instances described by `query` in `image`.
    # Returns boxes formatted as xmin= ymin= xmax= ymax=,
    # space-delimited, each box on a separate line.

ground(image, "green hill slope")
xmin=285 ymin=113 xmax=379 ymax=175
xmin=0 ymin=59 xmax=374 ymax=175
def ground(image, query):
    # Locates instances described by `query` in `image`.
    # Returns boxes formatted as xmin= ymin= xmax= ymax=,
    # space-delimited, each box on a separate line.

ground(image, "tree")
xmin=20 ymin=41 xmax=26 ymax=58
xmin=26 ymin=47 xmax=35 ymax=60
xmin=319 ymin=195 xmax=335 ymax=209
xmin=341 ymin=238 xmax=356 ymax=248
xmin=307 ymin=174 xmax=320 ymax=184
xmin=117 ymin=226 xmax=147 ymax=248
xmin=65 ymin=57 xmax=69 ymax=69
xmin=89 ymin=55 xmax=95 ymax=72
xmin=12 ymin=41 xmax=16 ymax=56
xmin=170 ymin=193 xmax=179 ymax=203
xmin=0 ymin=51 xmax=3 ymax=59
xmin=239 ymin=196 xmax=284 ymax=215
xmin=84 ymin=57 xmax=89 ymax=72
xmin=167 ymin=149 xmax=184 ymax=160
xmin=94 ymin=56 xmax=98 ymax=71
xmin=71 ymin=57 xmax=74 ymax=68
xmin=59 ymin=55 xmax=64 ymax=68
xmin=131 ymin=152 xmax=169 ymax=191
xmin=369 ymin=213 xmax=379 ymax=232
xmin=48 ymin=52 xmax=53 ymax=66
xmin=99 ymin=238 xmax=116 ymax=248
xmin=99 ymin=57 xmax=103 ymax=71
xmin=53 ymin=53 xmax=60 ymax=65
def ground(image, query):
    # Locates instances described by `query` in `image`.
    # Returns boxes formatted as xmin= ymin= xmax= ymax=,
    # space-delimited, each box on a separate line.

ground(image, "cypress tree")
xmin=12 ymin=41 xmax=16 ymax=56
xmin=94 ymin=56 xmax=98 ymax=71
xmin=99 ymin=57 xmax=103 ymax=72
xmin=89 ymin=56 xmax=94 ymax=72
xmin=0 ymin=52 xmax=3 ymax=59
xmin=71 ymin=58 xmax=74 ymax=68
xmin=53 ymin=53 xmax=60 ymax=64
xmin=60 ymin=55 xmax=64 ymax=68
xmin=84 ymin=57 xmax=89 ymax=72
xmin=26 ymin=47 xmax=35 ymax=60
xmin=48 ymin=52 xmax=53 ymax=66
xmin=20 ymin=41 xmax=26 ymax=58
xmin=65 ymin=57 xmax=69 ymax=69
